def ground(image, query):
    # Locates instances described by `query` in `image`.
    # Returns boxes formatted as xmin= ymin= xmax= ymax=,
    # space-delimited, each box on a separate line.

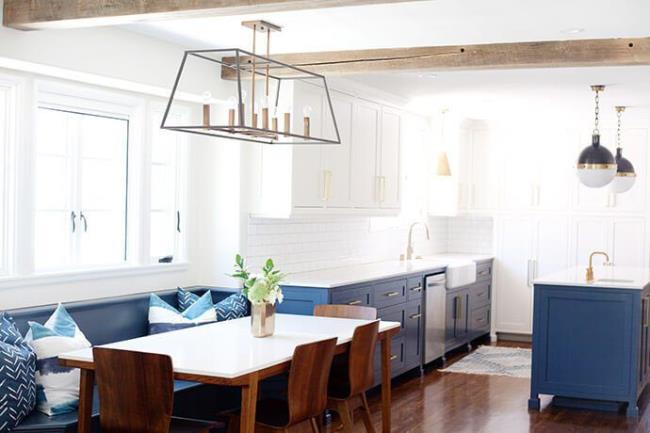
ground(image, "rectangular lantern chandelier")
xmin=161 ymin=20 xmax=341 ymax=145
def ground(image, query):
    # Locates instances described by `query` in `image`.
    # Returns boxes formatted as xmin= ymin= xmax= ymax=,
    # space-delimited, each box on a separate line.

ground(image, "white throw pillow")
xmin=148 ymin=291 xmax=216 ymax=335
xmin=25 ymin=304 xmax=91 ymax=416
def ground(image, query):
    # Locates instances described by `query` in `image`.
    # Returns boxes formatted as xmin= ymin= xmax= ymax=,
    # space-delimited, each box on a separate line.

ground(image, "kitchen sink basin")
xmin=596 ymin=278 xmax=635 ymax=283
xmin=446 ymin=261 xmax=477 ymax=289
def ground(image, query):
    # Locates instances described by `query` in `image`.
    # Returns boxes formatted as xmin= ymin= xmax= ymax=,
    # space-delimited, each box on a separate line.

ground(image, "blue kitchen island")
xmin=530 ymin=266 xmax=650 ymax=417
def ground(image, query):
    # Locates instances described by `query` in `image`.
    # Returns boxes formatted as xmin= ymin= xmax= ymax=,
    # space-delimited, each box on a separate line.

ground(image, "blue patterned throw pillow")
xmin=177 ymin=288 xmax=249 ymax=321
xmin=148 ymin=291 xmax=217 ymax=335
xmin=0 ymin=313 xmax=37 ymax=432
xmin=25 ymin=304 xmax=91 ymax=416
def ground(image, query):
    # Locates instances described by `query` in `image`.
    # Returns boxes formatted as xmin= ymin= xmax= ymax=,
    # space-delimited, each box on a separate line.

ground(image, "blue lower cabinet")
xmin=530 ymin=284 xmax=649 ymax=417
xmin=445 ymin=288 xmax=469 ymax=351
xmin=404 ymin=299 xmax=423 ymax=369
xmin=330 ymin=285 xmax=372 ymax=306
xmin=276 ymin=286 xmax=329 ymax=315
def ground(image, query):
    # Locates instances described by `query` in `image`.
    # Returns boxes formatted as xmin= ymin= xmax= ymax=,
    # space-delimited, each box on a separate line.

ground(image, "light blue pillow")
xmin=25 ymin=304 xmax=91 ymax=416
xmin=177 ymin=288 xmax=249 ymax=321
xmin=0 ymin=313 xmax=37 ymax=430
xmin=148 ymin=291 xmax=216 ymax=335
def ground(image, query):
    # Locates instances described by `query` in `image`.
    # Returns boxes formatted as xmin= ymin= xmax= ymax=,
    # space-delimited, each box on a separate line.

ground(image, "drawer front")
xmin=406 ymin=276 xmax=424 ymax=301
xmin=331 ymin=286 xmax=372 ymax=306
xmin=469 ymin=281 xmax=491 ymax=309
xmin=470 ymin=305 xmax=491 ymax=335
xmin=374 ymin=278 xmax=407 ymax=308
xmin=374 ymin=336 xmax=406 ymax=384
xmin=377 ymin=304 xmax=405 ymax=338
xmin=476 ymin=262 xmax=492 ymax=281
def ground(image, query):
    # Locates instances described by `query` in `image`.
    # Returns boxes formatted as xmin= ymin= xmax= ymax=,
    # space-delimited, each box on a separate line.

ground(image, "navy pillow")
xmin=0 ymin=313 xmax=37 ymax=431
xmin=177 ymin=288 xmax=249 ymax=321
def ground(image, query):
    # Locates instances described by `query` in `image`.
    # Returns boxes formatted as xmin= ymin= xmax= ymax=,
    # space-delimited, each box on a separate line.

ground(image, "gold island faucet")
xmin=586 ymin=251 xmax=610 ymax=282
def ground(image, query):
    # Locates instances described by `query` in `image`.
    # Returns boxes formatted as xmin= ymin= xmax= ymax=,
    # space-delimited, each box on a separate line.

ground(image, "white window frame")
xmin=0 ymin=75 xmax=20 ymax=276
xmin=145 ymin=102 xmax=190 ymax=265
xmin=0 ymin=77 xmax=191 ymax=288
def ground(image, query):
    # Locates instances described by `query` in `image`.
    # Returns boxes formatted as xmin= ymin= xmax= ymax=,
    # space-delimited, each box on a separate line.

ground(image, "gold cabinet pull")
xmin=409 ymin=313 xmax=422 ymax=320
xmin=347 ymin=300 xmax=362 ymax=306
xmin=389 ymin=354 xmax=398 ymax=361
xmin=384 ymin=291 xmax=400 ymax=297
xmin=410 ymin=285 xmax=422 ymax=292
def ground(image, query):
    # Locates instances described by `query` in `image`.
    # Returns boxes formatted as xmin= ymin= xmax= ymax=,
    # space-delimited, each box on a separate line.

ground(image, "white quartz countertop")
xmin=534 ymin=266 xmax=650 ymax=290
xmin=281 ymin=253 xmax=493 ymax=288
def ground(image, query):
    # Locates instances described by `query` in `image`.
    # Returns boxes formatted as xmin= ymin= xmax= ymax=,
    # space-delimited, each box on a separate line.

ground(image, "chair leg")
xmin=310 ymin=417 xmax=320 ymax=433
xmin=335 ymin=400 xmax=354 ymax=433
xmin=227 ymin=414 xmax=240 ymax=433
xmin=359 ymin=393 xmax=376 ymax=433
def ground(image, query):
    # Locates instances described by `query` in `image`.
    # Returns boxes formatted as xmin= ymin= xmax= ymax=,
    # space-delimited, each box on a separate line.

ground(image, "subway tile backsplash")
xmin=246 ymin=214 xmax=493 ymax=274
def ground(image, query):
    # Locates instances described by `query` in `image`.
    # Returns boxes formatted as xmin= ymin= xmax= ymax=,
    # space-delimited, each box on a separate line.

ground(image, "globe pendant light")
xmin=576 ymin=85 xmax=617 ymax=188
xmin=610 ymin=106 xmax=636 ymax=193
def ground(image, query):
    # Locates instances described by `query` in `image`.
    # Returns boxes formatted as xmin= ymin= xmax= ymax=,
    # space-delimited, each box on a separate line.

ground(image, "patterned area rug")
xmin=440 ymin=345 xmax=531 ymax=378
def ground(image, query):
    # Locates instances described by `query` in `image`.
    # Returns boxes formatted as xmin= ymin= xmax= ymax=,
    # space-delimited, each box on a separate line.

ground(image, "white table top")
xmin=59 ymin=314 xmax=400 ymax=379
xmin=534 ymin=266 xmax=650 ymax=290
xmin=280 ymin=254 xmax=492 ymax=288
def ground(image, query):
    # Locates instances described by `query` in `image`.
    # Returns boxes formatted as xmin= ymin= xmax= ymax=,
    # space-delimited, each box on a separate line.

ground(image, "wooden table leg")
xmin=240 ymin=372 xmax=259 ymax=433
xmin=77 ymin=369 xmax=95 ymax=433
xmin=380 ymin=336 xmax=392 ymax=433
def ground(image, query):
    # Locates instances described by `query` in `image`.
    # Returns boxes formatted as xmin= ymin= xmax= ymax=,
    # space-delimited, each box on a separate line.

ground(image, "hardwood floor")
xmin=321 ymin=341 xmax=650 ymax=433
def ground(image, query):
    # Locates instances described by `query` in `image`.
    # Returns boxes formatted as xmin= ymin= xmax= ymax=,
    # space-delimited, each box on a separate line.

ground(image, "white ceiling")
xmin=123 ymin=0 xmax=650 ymax=121
xmin=125 ymin=0 xmax=650 ymax=53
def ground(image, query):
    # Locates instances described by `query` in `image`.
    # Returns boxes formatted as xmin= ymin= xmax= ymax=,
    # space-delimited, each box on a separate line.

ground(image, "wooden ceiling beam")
xmin=2 ymin=0 xmax=428 ymax=30
xmin=220 ymin=37 xmax=650 ymax=79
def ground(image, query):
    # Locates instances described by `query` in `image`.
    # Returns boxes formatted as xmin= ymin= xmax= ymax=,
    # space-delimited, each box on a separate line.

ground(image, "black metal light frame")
xmin=161 ymin=48 xmax=341 ymax=145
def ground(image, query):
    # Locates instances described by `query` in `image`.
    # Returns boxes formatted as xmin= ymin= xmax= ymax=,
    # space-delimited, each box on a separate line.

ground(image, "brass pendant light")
xmin=610 ymin=106 xmax=636 ymax=193
xmin=576 ymin=85 xmax=617 ymax=188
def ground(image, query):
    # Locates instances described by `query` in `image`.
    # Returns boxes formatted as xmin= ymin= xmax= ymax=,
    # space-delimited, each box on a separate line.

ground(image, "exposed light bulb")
xmin=303 ymin=105 xmax=313 ymax=118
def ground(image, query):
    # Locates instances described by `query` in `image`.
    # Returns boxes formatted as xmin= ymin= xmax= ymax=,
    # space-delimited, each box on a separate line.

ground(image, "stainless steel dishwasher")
xmin=424 ymin=272 xmax=446 ymax=364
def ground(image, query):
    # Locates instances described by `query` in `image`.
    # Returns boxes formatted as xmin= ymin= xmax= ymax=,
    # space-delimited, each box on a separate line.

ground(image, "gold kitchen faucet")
xmin=586 ymin=251 xmax=610 ymax=282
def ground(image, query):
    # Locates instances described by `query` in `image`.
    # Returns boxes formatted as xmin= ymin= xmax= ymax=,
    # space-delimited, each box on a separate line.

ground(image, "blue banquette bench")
xmin=6 ymin=286 xmax=245 ymax=433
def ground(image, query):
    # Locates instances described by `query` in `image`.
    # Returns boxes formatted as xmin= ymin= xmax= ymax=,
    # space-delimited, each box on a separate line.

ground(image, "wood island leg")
xmin=77 ymin=369 xmax=95 ymax=433
xmin=240 ymin=373 xmax=259 ymax=433
xmin=380 ymin=335 xmax=392 ymax=433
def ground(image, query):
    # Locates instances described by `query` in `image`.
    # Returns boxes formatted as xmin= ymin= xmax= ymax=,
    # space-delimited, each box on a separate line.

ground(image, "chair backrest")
xmin=287 ymin=337 xmax=338 ymax=425
xmin=313 ymin=304 xmax=377 ymax=320
xmin=94 ymin=347 xmax=174 ymax=433
xmin=348 ymin=320 xmax=380 ymax=396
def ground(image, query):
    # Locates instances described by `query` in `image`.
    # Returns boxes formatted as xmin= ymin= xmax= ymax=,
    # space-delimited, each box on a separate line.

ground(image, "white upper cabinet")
xmin=377 ymin=107 xmax=401 ymax=209
xmin=350 ymin=100 xmax=380 ymax=208
xmin=319 ymin=94 xmax=353 ymax=208
xmin=249 ymin=81 xmax=404 ymax=217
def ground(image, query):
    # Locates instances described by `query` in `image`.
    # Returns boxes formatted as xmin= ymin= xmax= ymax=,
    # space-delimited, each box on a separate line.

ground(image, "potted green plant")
xmin=231 ymin=254 xmax=285 ymax=337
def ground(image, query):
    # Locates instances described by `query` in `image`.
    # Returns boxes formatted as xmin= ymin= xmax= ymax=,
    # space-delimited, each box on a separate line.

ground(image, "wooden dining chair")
xmin=313 ymin=304 xmax=377 ymax=320
xmin=312 ymin=305 xmax=379 ymax=433
xmin=227 ymin=337 xmax=337 ymax=433
xmin=329 ymin=321 xmax=380 ymax=433
xmin=93 ymin=347 xmax=222 ymax=433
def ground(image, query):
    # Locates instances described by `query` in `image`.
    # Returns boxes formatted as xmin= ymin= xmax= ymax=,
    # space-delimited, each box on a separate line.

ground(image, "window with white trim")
xmin=34 ymin=106 xmax=129 ymax=271
xmin=149 ymin=108 xmax=188 ymax=264
xmin=0 ymin=86 xmax=10 ymax=275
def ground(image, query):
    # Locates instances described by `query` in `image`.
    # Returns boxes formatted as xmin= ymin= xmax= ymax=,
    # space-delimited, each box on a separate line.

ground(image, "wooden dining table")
xmin=59 ymin=314 xmax=400 ymax=433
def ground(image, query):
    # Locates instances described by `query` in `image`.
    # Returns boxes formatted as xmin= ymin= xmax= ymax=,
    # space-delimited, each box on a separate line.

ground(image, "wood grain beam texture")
xmin=220 ymin=37 xmax=650 ymax=79
xmin=2 ymin=0 xmax=427 ymax=30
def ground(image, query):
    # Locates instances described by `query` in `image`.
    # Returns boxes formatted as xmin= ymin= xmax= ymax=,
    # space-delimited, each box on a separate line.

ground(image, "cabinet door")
xmin=534 ymin=216 xmax=570 ymax=280
xmin=291 ymin=84 xmax=324 ymax=208
xmin=455 ymin=289 xmax=470 ymax=340
xmin=612 ymin=219 xmax=646 ymax=267
xmin=470 ymin=127 xmax=498 ymax=211
xmin=350 ymin=100 xmax=380 ymax=208
xmin=378 ymin=108 xmax=401 ymax=209
xmin=571 ymin=216 xmax=610 ymax=267
xmin=321 ymin=94 xmax=353 ymax=208
xmin=445 ymin=293 xmax=458 ymax=344
xmin=495 ymin=216 xmax=534 ymax=334
xmin=405 ymin=300 xmax=423 ymax=370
